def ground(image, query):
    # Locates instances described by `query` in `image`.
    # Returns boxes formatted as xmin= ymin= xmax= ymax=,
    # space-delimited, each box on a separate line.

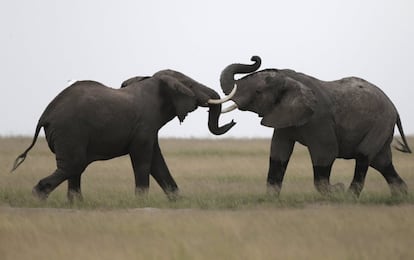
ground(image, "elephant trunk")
xmin=203 ymin=90 xmax=236 ymax=135
xmin=220 ymin=56 xmax=261 ymax=94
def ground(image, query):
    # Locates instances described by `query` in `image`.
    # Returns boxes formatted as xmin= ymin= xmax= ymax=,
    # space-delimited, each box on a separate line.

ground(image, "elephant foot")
xmin=348 ymin=183 xmax=364 ymax=198
xmin=67 ymin=190 xmax=84 ymax=204
xmin=32 ymin=186 xmax=48 ymax=201
xmin=390 ymin=182 xmax=408 ymax=197
xmin=316 ymin=182 xmax=345 ymax=195
xmin=166 ymin=190 xmax=180 ymax=201
xmin=135 ymin=187 xmax=149 ymax=197
xmin=266 ymin=183 xmax=281 ymax=196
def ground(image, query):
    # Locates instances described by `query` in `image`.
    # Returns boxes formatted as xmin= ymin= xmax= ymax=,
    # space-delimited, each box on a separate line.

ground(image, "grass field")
xmin=1 ymin=137 xmax=414 ymax=259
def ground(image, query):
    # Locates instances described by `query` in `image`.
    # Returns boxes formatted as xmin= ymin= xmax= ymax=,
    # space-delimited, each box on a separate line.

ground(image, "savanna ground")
xmin=1 ymin=137 xmax=414 ymax=259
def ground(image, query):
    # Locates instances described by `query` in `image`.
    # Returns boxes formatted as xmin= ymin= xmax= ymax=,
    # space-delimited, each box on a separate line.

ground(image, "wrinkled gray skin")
xmin=12 ymin=70 xmax=235 ymax=202
xmin=221 ymin=56 xmax=411 ymax=197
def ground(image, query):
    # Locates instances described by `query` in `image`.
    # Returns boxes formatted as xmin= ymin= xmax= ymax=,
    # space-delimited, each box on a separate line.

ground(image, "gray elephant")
xmin=12 ymin=69 xmax=236 ymax=201
xmin=219 ymin=56 xmax=411 ymax=197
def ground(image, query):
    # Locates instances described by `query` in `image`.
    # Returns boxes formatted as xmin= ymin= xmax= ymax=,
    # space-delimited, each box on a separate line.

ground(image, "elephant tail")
xmin=11 ymin=121 xmax=44 ymax=172
xmin=393 ymin=114 xmax=412 ymax=153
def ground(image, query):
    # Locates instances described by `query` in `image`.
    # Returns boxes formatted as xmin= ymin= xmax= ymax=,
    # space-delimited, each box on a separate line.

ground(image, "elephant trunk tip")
xmin=220 ymin=55 xmax=262 ymax=95
xmin=251 ymin=55 xmax=261 ymax=64
xmin=209 ymin=119 xmax=236 ymax=135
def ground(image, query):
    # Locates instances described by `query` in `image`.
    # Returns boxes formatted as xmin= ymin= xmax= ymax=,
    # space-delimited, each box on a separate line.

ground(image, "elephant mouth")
xmin=221 ymin=100 xmax=250 ymax=114
xmin=222 ymin=101 xmax=266 ymax=118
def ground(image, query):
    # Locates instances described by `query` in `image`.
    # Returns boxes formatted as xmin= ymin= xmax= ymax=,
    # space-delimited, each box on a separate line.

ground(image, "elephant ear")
xmin=158 ymin=75 xmax=197 ymax=123
xmin=261 ymin=77 xmax=317 ymax=129
xmin=121 ymin=76 xmax=150 ymax=88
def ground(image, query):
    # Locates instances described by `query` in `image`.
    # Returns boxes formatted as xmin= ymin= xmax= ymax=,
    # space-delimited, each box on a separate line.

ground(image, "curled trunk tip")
xmin=220 ymin=56 xmax=262 ymax=94
xmin=251 ymin=55 xmax=261 ymax=64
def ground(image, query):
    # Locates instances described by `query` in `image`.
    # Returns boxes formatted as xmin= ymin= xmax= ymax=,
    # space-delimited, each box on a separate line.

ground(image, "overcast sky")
xmin=1 ymin=0 xmax=413 ymax=138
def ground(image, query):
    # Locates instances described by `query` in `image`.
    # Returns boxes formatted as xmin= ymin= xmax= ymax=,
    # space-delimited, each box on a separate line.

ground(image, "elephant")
xmin=219 ymin=56 xmax=411 ymax=197
xmin=12 ymin=69 xmax=236 ymax=202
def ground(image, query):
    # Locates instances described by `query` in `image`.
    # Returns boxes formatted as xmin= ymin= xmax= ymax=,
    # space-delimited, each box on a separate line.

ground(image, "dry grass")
xmin=1 ymin=137 xmax=414 ymax=259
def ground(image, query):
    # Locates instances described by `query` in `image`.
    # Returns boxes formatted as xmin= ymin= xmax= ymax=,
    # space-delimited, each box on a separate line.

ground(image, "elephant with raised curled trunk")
xmin=219 ymin=56 xmax=411 ymax=197
xmin=12 ymin=69 xmax=236 ymax=202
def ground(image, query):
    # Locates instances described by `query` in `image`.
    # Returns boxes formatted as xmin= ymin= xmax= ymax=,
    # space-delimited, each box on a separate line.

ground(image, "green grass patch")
xmin=1 ymin=137 xmax=414 ymax=259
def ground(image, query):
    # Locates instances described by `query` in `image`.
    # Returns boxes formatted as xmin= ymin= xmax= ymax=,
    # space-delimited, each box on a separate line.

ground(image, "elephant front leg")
xmin=267 ymin=131 xmax=294 ymax=196
xmin=313 ymin=164 xmax=345 ymax=195
xmin=129 ymin=140 xmax=154 ymax=196
xmin=313 ymin=164 xmax=332 ymax=194
xmin=151 ymin=139 xmax=179 ymax=200
xmin=267 ymin=159 xmax=289 ymax=195
xmin=131 ymin=160 xmax=151 ymax=196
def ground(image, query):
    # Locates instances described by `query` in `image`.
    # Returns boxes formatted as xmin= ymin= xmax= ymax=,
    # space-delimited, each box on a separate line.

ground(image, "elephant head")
xmin=123 ymin=70 xmax=237 ymax=135
xmin=219 ymin=56 xmax=317 ymax=129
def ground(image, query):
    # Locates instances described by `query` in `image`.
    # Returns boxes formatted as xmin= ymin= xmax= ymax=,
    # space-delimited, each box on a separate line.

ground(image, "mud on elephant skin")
xmin=12 ymin=69 xmax=236 ymax=202
xmin=220 ymin=56 xmax=411 ymax=197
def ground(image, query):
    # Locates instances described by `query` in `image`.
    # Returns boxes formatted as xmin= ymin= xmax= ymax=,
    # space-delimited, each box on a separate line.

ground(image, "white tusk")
xmin=207 ymin=84 xmax=237 ymax=104
xmin=221 ymin=103 xmax=238 ymax=113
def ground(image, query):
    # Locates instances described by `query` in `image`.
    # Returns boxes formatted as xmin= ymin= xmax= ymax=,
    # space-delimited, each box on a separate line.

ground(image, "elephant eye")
xmin=255 ymin=89 xmax=262 ymax=94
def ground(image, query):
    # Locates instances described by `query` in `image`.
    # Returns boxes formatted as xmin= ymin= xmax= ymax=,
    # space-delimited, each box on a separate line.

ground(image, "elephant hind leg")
xmin=33 ymin=144 xmax=88 ymax=201
xmin=33 ymin=168 xmax=71 ymax=200
xmin=34 ymin=165 xmax=86 ymax=201
xmin=356 ymin=124 xmax=394 ymax=162
xmin=373 ymin=163 xmax=408 ymax=196
xmin=67 ymin=175 xmax=83 ymax=203
xmin=370 ymin=145 xmax=408 ymax=196
xmin=348 ymin=155 xmax=369 ymax=197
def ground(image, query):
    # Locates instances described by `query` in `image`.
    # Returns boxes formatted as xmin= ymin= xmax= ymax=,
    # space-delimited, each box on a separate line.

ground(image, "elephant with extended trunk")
xmin=12 ymin=69 xmax=236 ymax=202
xmin=219 ymin=56 xmax=411 ymax=197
